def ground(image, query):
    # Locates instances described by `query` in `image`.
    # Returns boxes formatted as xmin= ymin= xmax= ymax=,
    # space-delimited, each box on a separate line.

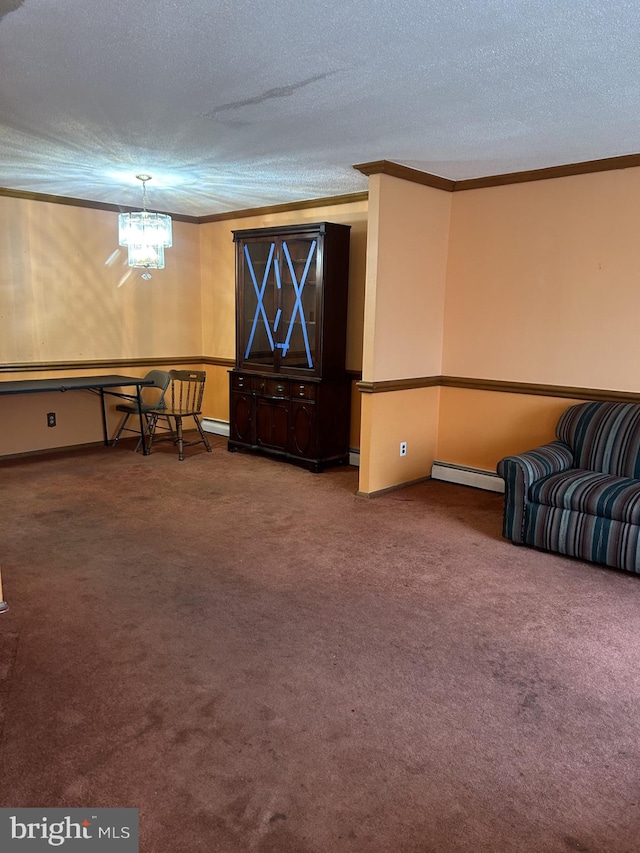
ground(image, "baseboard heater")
xmin=201 ymin=418 xmax=230 ymax=437
xmin=431 ymin=460 xmax=504 ymax=493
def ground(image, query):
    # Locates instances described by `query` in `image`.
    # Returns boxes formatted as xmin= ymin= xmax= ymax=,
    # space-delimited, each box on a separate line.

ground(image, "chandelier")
xmin=118 ymin=175 xmax=172 ymax=277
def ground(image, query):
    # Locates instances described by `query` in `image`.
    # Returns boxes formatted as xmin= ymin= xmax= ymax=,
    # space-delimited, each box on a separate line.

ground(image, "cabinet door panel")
xmin=230 ymin=392 xmax=254 ymax=444
xmin=256 ymin=399 xmax=289 ymax=451
xmin=290 ymin=401 xmax=317 ymax=457
xmin=279 ymin=237 xmax=318 ymax=372
xmin=241 ymin=240 xmax=278 ymax=368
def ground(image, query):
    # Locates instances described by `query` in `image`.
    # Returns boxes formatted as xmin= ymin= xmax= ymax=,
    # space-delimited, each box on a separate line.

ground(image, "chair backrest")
xmin=556 ymin=401 xmax=640 ymax=477
xmin=168 ymin=370 xmax=207 ymax=414
xmin=141 ymin=369 xmax=170 ymax=409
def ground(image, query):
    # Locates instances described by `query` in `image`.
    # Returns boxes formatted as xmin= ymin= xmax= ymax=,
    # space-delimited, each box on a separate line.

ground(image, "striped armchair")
xmin=497 ymin=401 xmax=640 ymax=574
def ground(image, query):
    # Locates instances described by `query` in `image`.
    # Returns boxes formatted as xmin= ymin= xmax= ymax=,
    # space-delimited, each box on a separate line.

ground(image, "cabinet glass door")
xmin=278 ymin=237 xmax=318 ymax=371
xmin=242 ymin=240 xmax=278 ymax=367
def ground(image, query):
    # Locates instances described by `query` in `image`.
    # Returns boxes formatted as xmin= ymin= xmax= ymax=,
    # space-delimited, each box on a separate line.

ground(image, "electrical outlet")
xmin=47 ymin=412 xmax=56 ymax=428
xmin=400 ymin=441 xmax=407 ymax=457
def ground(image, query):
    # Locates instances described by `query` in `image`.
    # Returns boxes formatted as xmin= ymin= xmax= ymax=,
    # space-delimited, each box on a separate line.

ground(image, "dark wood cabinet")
xmin=228 ymin=222 xmax=351 ymax=471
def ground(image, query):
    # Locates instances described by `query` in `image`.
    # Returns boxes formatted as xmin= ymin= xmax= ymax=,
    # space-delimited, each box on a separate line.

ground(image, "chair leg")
xmin=145 ymin=413 xmax=157 ymax=455
xmin=112 ymin=411 xmax=132 ymax=446
xmin=194 ymin=415 xmax=212 ymax=452
xmin=133 ymin=415 xmax=151 ymax=453
xmin=176 ymin=416 xmax=184 ymax=461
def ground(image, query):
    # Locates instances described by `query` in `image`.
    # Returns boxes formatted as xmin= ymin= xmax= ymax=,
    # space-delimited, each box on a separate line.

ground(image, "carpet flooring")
xmin=0 ymin=435 xmax=639 ymax=852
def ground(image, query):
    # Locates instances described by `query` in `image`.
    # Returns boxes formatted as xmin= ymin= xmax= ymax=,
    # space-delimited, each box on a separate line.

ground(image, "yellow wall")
xmin=0 ymin=196 xmax=204 ymax=455
xmin=436 ymin=387 xmax=582 ymax=472
xmin=359 ymin=174 xmax=451 ymax=493
xmin=0 ymin=197 xmax=202 ymax=363
xmin=363 ymin=175 xmax=450 ymax=380
xmin=444 ymin=168 xmax=640 ymax=389
xmin=359 ymin=387 xmax=440 ymax=494
xmin=438 ymin=166 xmax=640 ymax=472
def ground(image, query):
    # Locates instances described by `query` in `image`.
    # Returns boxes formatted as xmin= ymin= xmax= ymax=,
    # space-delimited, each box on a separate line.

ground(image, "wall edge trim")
xmin=0 ymin=186 xmax=367 ymax=222
xmin=357 ymin=375 xmax=640 ymax=402
xmin=0 ymin=356 xmax=235 ymax=374
xmin=353 ymin=153 xmax=640 ymax=193
xmin=357 ymin=376 xmax=441 ymax=393
xmin=0 ymin=186 xmax=199 ymax=222
xmin=4 ymin=363 xmax=635 ymax=403
xmin=356 ymin=474 xmax=431 ymax=499
xmin=352 ymin=160 xmax=455 ymax=192
xmin=198 ymin=191 xmax=368 ymax=223
xmin=453 ymin=152 xmax=640 ymax=191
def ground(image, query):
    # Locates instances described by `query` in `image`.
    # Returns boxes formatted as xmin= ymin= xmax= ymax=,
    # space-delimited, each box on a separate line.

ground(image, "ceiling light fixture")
xmin=118 ymin=174 xmax=172 ymax=278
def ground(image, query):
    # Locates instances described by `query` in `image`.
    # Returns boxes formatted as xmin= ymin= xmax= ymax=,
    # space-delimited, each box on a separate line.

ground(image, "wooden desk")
xmin=0 ymin=374 xmax=154 ymax=454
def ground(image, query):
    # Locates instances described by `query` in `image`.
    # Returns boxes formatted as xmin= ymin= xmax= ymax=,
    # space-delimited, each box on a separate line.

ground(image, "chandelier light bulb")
xmin=117 ymin=175 xmax=172 ymax=272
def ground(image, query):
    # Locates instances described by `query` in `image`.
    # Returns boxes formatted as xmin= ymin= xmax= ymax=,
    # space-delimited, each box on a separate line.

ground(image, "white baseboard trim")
xmin=431 ymin=460 xmax=504 ymax=493
xmin=349 ymin=449 xmax=360 ymax=467
xmin=202 ymin=418 xmax=230 ymax=437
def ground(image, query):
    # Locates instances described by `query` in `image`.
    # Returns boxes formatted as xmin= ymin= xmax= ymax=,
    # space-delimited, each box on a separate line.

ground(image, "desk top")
xmin=0 ymin=374 xmax=154 ymax=396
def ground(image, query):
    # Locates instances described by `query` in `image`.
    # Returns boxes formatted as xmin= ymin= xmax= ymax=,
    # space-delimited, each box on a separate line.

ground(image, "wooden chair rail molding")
xmin=3 ymin=364 xmax=636 ymax=404
xmin=357 ymin=375 xmax=640 ymax=403
xmin=0 ymin=357 xmax=235 ymax=374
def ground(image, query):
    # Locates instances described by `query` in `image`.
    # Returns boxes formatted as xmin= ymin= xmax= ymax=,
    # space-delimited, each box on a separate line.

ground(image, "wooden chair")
xmin=146 ymin=370 xmax=212 ymax=460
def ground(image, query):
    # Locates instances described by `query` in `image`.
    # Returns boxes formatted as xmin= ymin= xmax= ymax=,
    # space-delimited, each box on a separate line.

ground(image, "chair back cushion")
xmin=557 ymin=401 xmax=640 ymax=477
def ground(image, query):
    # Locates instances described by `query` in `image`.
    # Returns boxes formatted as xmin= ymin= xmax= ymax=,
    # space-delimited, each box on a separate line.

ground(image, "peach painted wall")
xmin=359 ymin=387 xmax=440 ymax=494
xmin=363 ymin=174 xmax=451 ymax=381
xmin=199 ymin=198 xmax=368 ymax=436
xmin=359 ymin=174 xmax=450 ymax=493
xmin=436 ymin=387 xmax=583 ymax=472
xmin=0 ymin=195 xmax=202 ymax=455
xmin=0 ymin=196 xmax=202 ymax=363
xmin=444 ymin=167 xmax=640 ymax=390
xmin=439 ymin=166 xmax=640 ymax=472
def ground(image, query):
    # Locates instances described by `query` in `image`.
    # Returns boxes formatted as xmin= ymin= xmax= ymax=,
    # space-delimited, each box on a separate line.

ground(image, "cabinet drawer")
xmin=231 ymin=373 xmax=253 ymax=391
xmin=258 ymin=377 xmax=290 ymax=397
xmin=293 ymin=381 xmax=316 ymax=400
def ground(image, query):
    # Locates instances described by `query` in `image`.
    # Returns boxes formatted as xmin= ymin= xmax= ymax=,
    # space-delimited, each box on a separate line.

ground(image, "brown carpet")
xmin=1 ymin=435 xmax=639 ymax=852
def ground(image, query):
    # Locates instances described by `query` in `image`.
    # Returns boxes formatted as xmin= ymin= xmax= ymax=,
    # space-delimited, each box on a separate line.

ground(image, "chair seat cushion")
xmin=530 ymin=469 xmax=640 ymax=524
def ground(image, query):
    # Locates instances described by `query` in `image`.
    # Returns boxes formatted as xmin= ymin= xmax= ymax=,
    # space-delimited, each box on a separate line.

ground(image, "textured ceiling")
xmin=1 ymin=0 xmax=640 ymax=216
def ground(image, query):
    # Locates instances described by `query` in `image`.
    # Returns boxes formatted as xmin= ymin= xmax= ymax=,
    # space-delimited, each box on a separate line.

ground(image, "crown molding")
xmin=353 ymin=153 xmax=640 ymax=193
xmin=0 ymin=186 xmax=200 ymax=223
xmin=453 ymin=152 xmax=640 ymax=191
xmin=353 ymin=160 xmax=455 ymax=192
xmin=0 ymin=186 xmax=367 ymax=223
xmin=198 ymin=191 xmax=368 ymax=223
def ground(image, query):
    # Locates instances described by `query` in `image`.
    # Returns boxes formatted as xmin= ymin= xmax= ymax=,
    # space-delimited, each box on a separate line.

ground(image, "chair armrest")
xmin=497 ymin=441 xmax=574 ymax=542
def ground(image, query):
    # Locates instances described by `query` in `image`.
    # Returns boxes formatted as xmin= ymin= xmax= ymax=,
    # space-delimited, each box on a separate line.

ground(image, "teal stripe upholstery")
xmin=530 ymin=470 xmax=640 ymax=525
xmin=497 ymin=442 xmax=574 ymax=542
xmin=498 ymin=401 xmax=640 ymax=574
xmin=525 ymin=506 xmax=640 ymax=573
xmin=557 ymin=401 xmax=640 ymax=478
